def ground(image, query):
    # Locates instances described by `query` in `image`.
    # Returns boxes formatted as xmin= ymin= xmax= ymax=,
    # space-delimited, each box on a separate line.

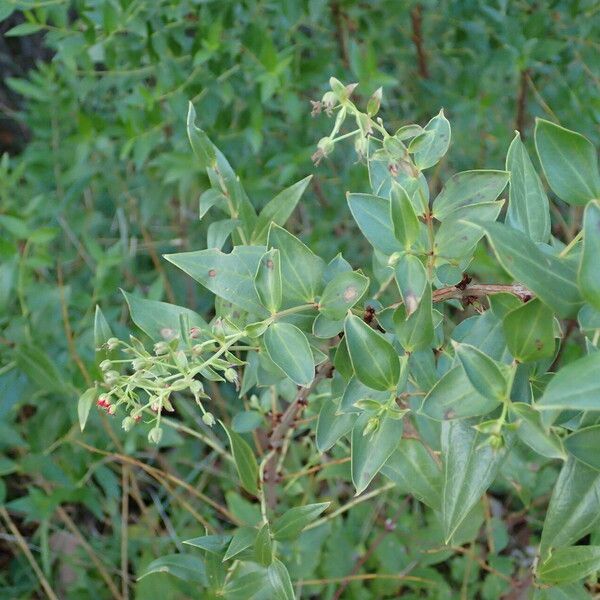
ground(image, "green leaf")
xmin=222 ymin=570 xmax=264 ymax=599
xmin=352 ymin=412 xmax=403 ymax=494
xmin=183 ymin=535 xmax=231 ymax=554
xmin=347 ymin=193 xmax=399 ymax=255
xmin=94 ymin=305 xmax=113 ymax=350
xmin=223 ymin=527 xmax=257 ymax=561
xmin=442 ymin=420 xmax=508 ymax=543
xmin=253 ymin=175 xmax=313 ymax=243
xmin=319 ymin=271 xmax=369 ymax=320
xmin=5 ymin=22 xmax=45 ymax=37
xmin=78 ymin=388 xmax=96 ymax=432
xmin=505 ymin=131 xmax=550 ymax=243
xmin=254 ymin=249 xmax=282 ymax=314
xmin=264 ymin=322 xmax=314 ymax=387
xmin=138 ymin=553 xmax=206 ymax=583
xmin=420 ymin=366 xmax=501 ymax=421
xmin=381 ymin=439 xmax=442 ymax=510
xmin=434 ymin=201 xmax=503 ymax=259
xmin=564 ymin=425 xmax=600 ymax=470
xmin=477 ymin=221 xmax=583 ymax=318
xmin=394 ymin=254 xmax=427 ymax=315
xmin=509 ymin=403 xmax=565 ymax=460
xmin=207 ymin=219 xmax=238 ymax=250
xmin=187 ymin=102 xmax=216 ymax=169
xmin=453 ymin=342 xmax=509 ymax=401
xmin=535 ymin=118 xmax=600 ymax=205
xmin=413 ymin=109 xmax=451 ymax=170
xmin=122 ymin=291 xmax=208 ymax=340
xmin=15 ymin=344 xmax=66 ymax=393
xmin=164 ymin=246 xmax=267 ymax=316
xmin=344 ymin=314 xmax=400 ymax=391
xmin=538 ymin=546 xmax=600 ymax=584
xmin=503 ymin=298 xmax=555 ymax=362
xmin=267 ymin=224 xmax=324 ymax=305
xmin=393 ymin=284 xmax=434 ymax=352
xmin=316 ymin=398 xmax=357 ymax=452
xmin=267 ymin=559 xmax=295 ymax=600
xmin=272 ymin=502 xmax=330 ymax=541
xmin=390 ymin=181 xmax=420 ymax=249
xmin=199 ymin=188 xmax=226 ymax=220
xmin=537 ymin=353 xmax=600 ymax=411
xmin=222 ymin=426 xmax=259 ymax=496
xmin=433 ymin=170 xmax=509 ymax=221
xmin=579 ymin=200 xmax=600 ymax=311
xmin=254 ymin=523 xmax=273 ymax=567
xmin=540 ymin=457 xmax=600 ymax=554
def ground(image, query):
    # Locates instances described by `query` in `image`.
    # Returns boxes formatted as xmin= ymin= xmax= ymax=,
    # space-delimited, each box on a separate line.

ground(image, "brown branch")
xmin=515 ymin=69 xmax=530 ymax=135
xmin=432 ymin=282 xmax=532 ymax=304
xmin=330 ymin=1 xmax=349 ymax=68
xmin=264 ymin=361 xmax=334 ymax=508
xmin=411 ymin=5 xmax=429 ymax=79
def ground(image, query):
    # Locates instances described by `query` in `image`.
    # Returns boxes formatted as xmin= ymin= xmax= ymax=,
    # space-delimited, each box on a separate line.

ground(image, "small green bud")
xmin=362 ymin=416 xmax=380 ymax=437
xmin=154 ymin=341 xmax=169 ymax=356
xmin=174 ymin=350 xmax=188 ymax=370
xmin=224 ymin=368 xmax=237 ymax=383
xmin=121 ymin=416 xmax=135 ymax=432
xmin=104 ymin=370 xmax=120 ymax=385
xmin=99 ymin=359 xmax=112 ymax=372
xmin=190 ymin=380 xmax=204 ymax=396
xmin=148 ymin=427 xmax=163 ymax=445
xmin=367 ymin=87 xmax=383 ymax=116
xmin=131 ymin=358 xmax=148 ymax=371
xmin=202 ymin=412 xmax=216 ymax=427
xmin=489 ymin=434 xmax=505 ymax=450
xmin=107 ymin=337 xmax=119 ymax=351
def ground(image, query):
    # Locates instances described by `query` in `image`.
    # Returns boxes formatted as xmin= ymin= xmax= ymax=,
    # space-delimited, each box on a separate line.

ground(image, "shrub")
xmin=82 ymin=78 xmax=600 ymax=597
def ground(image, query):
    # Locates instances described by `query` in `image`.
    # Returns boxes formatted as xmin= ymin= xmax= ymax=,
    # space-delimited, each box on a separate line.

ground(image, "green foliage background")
xmin=0 ymin=0 xmax=599 ymax=598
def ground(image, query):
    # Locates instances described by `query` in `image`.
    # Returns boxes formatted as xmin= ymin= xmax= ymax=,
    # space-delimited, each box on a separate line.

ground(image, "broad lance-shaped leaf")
xmin=535 ymin=118 xmax=600 ymax=206
xmin=94 ymin=305 xmax=112 ymax=349
xmin=316 ymin=398 xmax=357 ymax=451
xmin=223 ymin=527 xmax=257 ymax=561
xmin=381 ymin=439 xmax=442 ymax=510
xmin=78 ymin=388 xmax=96 ymax=432
xmin=264 ymin=322 xmax=314 ymax=387
xmin=267 ymin=224 xmax=324 ymax=305
xmin=266 ymin=560 xmax=295 ymax=600
xmin=537 ymin=352 xmax=600 ymax=411
xmin=420 ymin=366 xmax=501 ymax=421
xmin=441 ymin=420 xmax=508 ymax=543
xmin=433 ymin=170 xmax=509 ymax=220
xmin=164 ymin=246 xmax=268 ymax=317
xmin=344 ymin=314 xmax=400 ymax=391
xmin=505 ymin=131 xmax=550 ymax=243
xmin=564 ymin=425 xmax=600 ymax=470
xmin=347 ymin=193 xmax=400 ymax=255
xmin=503 ymin=298 xmax=555 ymax=362
xmin=393 ymin=284 xmax=434 ymax=352
xmin=254 ymin=523 xmax=272 ymax=566
xmin=187 ymin=102 xmax=216 ymax=169
xmin=579 ymin=200 xmax=600 ymax=311
xmin=351 ymin=412 xmax=403 ymax=494
xmin=122 ymin=291 xmax=208 ymax=340
xmin=434 ymin=201 xmax=503 ymax=260
xmin=272 ymin=503 xmax=330 ymax=541
xmin=138 ymin=553 xmax=207 ymax=583
xmin=390 ymin=181 xmax=420 ymax=248
xmin=413 ymin=109 xmax=451 ymax=170
xmin=319 ymin=271 xmax=369 ymax=320
xmin=254 ymin=249 xmax=282 ymax=314
xmin=538 ymin=546 xmax=600 ymax=585
xmin=252 ymin=175 xmax=313 ymax=243
xmin=509 ymin=403 xmax=565 ymax=460
xmin=540 ymin=457 xmax=600 ymax=555
xmin=183 ymin=534 xmax=231 ymax=554
xmin=475 ymin=221 xmax=583 ymax=318
xmin=394 ymin=253 xmax=427 ymax=315
xmin=453 ymin=342 xmax=509 ymax=401
xmin=222 ymin=425 xmax=259 ymax=496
